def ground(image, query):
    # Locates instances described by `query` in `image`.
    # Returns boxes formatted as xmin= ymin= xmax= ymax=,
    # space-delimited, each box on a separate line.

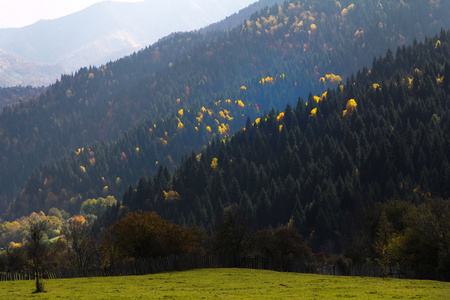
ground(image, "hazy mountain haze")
xmin=0 ymin=0 xmax=144 ymax=29
xmin=0 ymin=0 xmax=258 ymax=87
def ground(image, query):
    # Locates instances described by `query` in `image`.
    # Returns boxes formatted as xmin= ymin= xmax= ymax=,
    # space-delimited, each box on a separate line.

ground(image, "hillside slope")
xmin=116 ymin=29 xmax=450 ymax=259
xmin=2 ymin=0 xmax=450 ymax=218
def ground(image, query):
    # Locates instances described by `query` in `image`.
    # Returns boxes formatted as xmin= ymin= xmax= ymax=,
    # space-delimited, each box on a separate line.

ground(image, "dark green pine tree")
xmin=444 ymin=61 xmax=450 ymax=93
xmin=255 ymin=188 xmax=271 ymax=228
xmin=292 ymin=195 xmax=306 ymax=232
xmin=228 ymin=177 xmax=242 ymax=204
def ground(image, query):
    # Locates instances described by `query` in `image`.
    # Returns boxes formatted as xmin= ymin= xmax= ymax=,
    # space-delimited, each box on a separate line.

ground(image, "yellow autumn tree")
xmin=159 ymin=138 xmax=168 ymax=147
xmin=343 ymin=99 xmax=357 ymax=116
xmin=277 ymin=112 xmax=285 ymax=121
xmin=236 ymin=100 xmax=245 ymax=108
xmin=211 ymin=158 xmax=218 ymax=170
xmin=66 ymin=89 xmax=74 ymax=98
xmin=342 ymin=3 xmax=355 ymax=16
xmin=341 ymin=8 xmax=348 ymax=16
xmin=196 ymin=112 xmax=203 ymax=123
xmin=163 ymin=190 xmax=181 ymax=202
xmin=218 ymin=123 xmax=230 ymax=136
xmin=407 ymin=77 xmax=413 ymax=89
xmin=326 ymin=74 xmax=343 ymax=83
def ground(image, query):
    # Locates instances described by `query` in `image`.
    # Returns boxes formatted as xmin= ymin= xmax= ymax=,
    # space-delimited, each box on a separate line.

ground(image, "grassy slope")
xmin=1 ymin=269 xmax=449 ymax=299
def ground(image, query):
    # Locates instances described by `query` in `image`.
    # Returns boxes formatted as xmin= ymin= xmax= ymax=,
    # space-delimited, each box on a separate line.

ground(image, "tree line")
xmin=1 ymin=208 xmax=314 ymax=292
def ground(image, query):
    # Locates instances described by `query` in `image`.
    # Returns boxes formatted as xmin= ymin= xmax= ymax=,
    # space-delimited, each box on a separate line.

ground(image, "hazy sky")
xmin=0 ymin=0 xmax=144 ymax=28
xmin=0 ymin=0 xmax=259 ymax=29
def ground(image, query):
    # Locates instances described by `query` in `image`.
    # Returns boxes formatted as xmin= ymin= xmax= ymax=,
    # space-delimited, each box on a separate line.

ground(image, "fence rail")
xmin=0 ymin=254 xmax=408 ymax=281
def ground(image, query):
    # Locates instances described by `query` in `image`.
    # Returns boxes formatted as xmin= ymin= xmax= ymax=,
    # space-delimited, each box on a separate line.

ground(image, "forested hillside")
xmin=201 ymin=0 xmax=285 ymax=33
xmin=104 ymin=30 xmax=450 ymax=279
xmin=2 ymin=0 xmax=450 ymax=219
xmin=0 ymin=86 xmax=46 ymax=109
xmin=6 ymin=99 xmax=259 ymax=217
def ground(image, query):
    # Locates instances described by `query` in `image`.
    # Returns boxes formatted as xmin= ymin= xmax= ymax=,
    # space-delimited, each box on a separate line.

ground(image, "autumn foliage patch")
xmin=103 ymin=211 xmax=196 ymax=259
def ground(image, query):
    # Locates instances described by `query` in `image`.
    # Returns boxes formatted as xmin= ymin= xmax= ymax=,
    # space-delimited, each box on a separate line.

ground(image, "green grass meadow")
xmin=1 ymin=269 xmax=449 ymax=299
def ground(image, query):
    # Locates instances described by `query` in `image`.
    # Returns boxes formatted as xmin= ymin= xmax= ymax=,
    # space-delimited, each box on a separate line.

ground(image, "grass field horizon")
xmin=1 ymin=268 xmax=449 ymax=299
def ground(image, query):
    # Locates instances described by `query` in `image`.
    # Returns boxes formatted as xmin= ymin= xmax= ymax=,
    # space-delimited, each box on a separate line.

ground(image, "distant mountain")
xmin=0 ymin=0 xmax=259 ymax=87
xmin=0 ymin=49 xmax=66 ymax=87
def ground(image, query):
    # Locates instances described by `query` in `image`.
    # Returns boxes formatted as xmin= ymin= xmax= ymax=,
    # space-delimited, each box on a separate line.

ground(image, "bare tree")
xmin=63 ymin=216 xmax=99 ymax=274
xmin=26 ymin=218 xmax=49 ymax=293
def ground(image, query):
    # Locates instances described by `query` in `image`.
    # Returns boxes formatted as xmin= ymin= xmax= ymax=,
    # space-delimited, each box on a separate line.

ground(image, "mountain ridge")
xmin=0 ymin=0 xmax=261 ymax=87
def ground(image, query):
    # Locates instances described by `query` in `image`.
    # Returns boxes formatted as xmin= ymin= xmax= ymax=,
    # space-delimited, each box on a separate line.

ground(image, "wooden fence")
xmin=0 ymin=254 xmax=410 ymax=281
